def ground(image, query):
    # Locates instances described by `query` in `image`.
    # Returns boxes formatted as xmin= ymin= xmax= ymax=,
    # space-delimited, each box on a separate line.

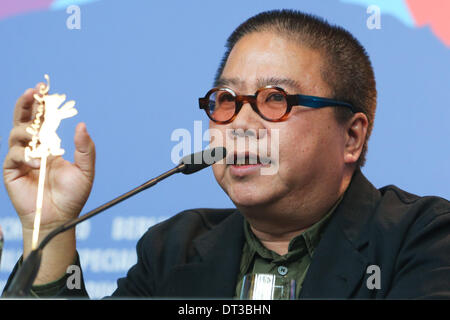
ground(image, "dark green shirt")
xmin=235 ymin=197 xmax=342 ymax=299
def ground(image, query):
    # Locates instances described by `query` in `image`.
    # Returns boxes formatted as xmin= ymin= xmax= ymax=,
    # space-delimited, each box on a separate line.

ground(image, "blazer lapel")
xmin=161 ymin=170 xmax=381 ymax=299
xmin=161 ymin=211 xmax=245 ymax=298
xmin=300 ymin=170 xmax=381 ymax=298
xmin=299 ymin=218 xmax=369 ymax=298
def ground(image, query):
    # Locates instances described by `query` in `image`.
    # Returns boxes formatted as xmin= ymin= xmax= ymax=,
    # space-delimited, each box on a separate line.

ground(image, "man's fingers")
xmin=8 ymin=124 xmax=33 ymax=147
xmin=13 ymin=89 xmax=35 ymax=126
xmin=3 ymin=145 xmax=40 ymax=171
xmin=74 ymin=123 xmax=96 ymax=180
xmin=12 ymin=83 xmax=44 ymax=126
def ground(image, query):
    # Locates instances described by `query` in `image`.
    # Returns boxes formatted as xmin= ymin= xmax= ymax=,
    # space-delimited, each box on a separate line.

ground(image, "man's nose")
xmin=228 ymin=102 xmax=266 ymax=139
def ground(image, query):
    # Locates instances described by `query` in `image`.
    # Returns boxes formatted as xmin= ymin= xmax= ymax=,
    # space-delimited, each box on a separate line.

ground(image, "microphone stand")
xmin=4 ymin=146 xmax=226 ymax=298
xmin=4 ymin=162 xmax=188 ymax=297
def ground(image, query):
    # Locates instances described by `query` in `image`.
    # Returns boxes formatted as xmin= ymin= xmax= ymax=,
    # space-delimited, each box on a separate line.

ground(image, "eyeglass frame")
xmin=198 ymin=85 xmax=365 ymax=124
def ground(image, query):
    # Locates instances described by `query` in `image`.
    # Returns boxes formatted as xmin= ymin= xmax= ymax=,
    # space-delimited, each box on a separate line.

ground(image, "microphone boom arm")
xmin=3 ymin=163 xmax=185 ymax=298
xmin=4 ymin=147 xmax=226 ymax=297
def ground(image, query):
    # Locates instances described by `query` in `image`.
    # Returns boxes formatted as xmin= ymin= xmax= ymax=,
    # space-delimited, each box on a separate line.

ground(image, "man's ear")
xmin=344 ymin=113 xmax=369 ymax=164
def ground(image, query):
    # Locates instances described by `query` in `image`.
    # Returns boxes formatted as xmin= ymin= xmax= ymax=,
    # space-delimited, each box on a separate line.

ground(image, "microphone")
xmin=3 ymin=147 xmax=226 ymax=297
xmin=179 ymin=146 xmax=226 ymax=174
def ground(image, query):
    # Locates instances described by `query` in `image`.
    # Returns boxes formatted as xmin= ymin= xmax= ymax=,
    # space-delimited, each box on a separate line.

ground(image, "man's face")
xmin=210 ymin=32 xmax=347 ymax=212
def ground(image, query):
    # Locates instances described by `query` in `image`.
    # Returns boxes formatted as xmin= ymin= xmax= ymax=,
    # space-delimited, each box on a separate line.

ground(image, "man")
xmin=3 ymin=9 xmax=450 ymax=299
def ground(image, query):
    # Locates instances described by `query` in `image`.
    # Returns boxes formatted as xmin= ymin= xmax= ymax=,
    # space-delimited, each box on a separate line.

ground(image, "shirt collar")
xmin=243 ymin=195 xmax=344 ymax=263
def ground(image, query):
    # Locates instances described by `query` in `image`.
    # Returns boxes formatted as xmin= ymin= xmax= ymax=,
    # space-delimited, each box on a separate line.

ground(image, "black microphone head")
xmin=179 ymin=147 xmax=227 ymax=174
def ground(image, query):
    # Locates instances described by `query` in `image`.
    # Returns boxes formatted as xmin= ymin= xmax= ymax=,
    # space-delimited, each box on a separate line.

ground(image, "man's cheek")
xmin=261 ymin=128 xmax=280 ymax=176
xmin=212 ymin=162 xmax=226 ymax=183
xmin=206 ymin=127 xmax=225 ymax=149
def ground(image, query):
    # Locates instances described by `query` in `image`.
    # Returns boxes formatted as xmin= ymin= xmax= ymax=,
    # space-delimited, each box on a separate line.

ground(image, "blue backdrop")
xmin=0 ymin=0 xmax=449 ymax=298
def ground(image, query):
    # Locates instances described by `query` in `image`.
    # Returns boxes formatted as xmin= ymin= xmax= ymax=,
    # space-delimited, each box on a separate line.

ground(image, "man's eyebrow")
xmin=256 ymin=77 xmax=303 ymax=92
xmin=215 ymin=77 xmax=303 ymax=93
xmin=215 ymin=77 xmax=243 ymax=88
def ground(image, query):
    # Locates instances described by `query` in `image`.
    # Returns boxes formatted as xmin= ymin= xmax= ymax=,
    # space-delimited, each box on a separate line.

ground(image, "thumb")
xmin=74 ymin=122 xmax=96 ymax=180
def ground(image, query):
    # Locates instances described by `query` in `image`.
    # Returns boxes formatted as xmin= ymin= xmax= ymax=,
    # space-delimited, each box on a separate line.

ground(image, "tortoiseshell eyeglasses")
xmin=199 ymin=85 xmax=363 ymax=124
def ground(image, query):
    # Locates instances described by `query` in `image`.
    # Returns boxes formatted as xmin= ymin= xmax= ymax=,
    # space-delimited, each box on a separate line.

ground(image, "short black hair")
xmin=214 ymin=9 xmax=377 ymax=167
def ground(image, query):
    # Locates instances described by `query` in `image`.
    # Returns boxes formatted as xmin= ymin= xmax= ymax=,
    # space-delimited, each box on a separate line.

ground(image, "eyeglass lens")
xmin=207 ymin=88 xmax=288 ymax=122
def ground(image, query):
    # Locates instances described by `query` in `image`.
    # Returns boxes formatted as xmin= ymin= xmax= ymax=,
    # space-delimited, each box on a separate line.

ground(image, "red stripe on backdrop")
xmin=0 ymin=0 xmax=53 ymax=21
xmin=406 ymin=0 xmax=450 ymax=47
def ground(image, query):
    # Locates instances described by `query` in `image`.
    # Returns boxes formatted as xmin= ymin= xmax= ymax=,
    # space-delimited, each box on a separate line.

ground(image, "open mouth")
xmin=227 ymin=152 xmax=271 ymax=166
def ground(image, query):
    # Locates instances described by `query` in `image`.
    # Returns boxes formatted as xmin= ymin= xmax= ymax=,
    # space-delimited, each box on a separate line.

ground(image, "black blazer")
xmin=5 ymin=170 xmax=450 ymax=298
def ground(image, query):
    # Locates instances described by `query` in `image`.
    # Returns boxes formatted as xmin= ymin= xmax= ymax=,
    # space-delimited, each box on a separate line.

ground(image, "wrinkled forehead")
xmin=217 ymin=32 xmax=329 ymax=97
